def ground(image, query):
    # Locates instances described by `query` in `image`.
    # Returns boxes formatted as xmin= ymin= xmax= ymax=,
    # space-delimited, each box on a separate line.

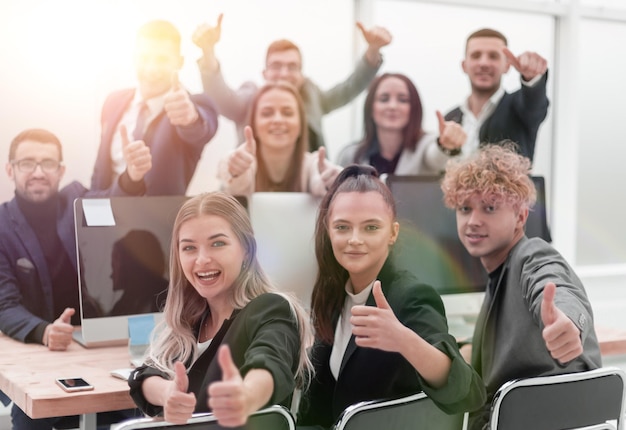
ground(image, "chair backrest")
xmin=111 ymin=405 xmax=295 ymax=430
xmin=332 ymin=391 xmax=464 ymax=430
xmin=490 ymin=367 xmax=626 ymax=430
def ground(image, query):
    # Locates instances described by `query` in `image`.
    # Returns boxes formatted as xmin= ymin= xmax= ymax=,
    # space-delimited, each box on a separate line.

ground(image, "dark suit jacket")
xmin=92 ymin=88 xmax=218 ymax=195
xmin=445 ymin=73 xmax=549 ymax=162
xmin=298 ymin=260 xmax=486 ymax=429
xmin=0 ymin=181 xmax=133 ymax=341
xmin=129 ymin=293 xmax=301 ymax=416
xmin=467 ymin=236 xmax=602 ymax=430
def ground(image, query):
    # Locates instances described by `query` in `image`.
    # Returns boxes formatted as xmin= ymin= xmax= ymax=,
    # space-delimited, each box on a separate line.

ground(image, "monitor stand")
xmin=72 ymin=328 xmax=127 ymax=348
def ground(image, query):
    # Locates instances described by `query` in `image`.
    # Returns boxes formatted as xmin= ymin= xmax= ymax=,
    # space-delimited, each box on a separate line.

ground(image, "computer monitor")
xmin=73 ymin=195 xmax=188 ymax=347
xmin=386 ymin=175 xmax=551 ymax=330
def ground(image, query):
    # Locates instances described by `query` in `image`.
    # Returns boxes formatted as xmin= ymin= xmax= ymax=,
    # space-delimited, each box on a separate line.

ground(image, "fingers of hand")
xmin=543 ymin=320 xmax=583 ymax=364
xmin=208 ymin=381 xmax=247 ymax=427
xmin=518 ymin=52 xmax=547 ymax=79
xmin=229 ymin=148 xmax=254 ymax=177
xmin=439 ymin=121 xmax=465 ymax=149
xmin=164 ymin=94 xmax=198 ymax=126
xmin=163 ymin=392 xmax=196 ymax=425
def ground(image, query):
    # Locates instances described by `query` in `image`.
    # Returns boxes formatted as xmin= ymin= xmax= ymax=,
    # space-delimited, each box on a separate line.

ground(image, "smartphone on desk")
xmin=55 ymin=377 xmax=94 ymax=392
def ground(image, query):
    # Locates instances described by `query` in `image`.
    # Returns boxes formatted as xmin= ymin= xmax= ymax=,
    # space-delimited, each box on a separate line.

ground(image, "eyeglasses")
xmin=11 ymin=159 xmax=62 ymax=173
xmin=266 ymin=62 xmax=301 ymax=73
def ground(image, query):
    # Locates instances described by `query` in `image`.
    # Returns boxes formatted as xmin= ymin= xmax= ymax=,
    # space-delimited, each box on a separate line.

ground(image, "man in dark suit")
xmin=443 ymin=28 xmax=549 ymax=162
xmin=91 ymin=20 xmax=218 ymax=196
xmin=0 ymin=128 xmax=150 ymax=429
xmin=441 ymin=144 xmax=601 ymax=430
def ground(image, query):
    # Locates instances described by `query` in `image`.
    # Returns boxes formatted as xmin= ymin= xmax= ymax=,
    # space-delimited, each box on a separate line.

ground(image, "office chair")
xmin=490 ymin=367 xmax=626 ymax=430
xmin=111 ymin=405 xmax=295 ymax=430
xmin=332 ymin=391 xmax=464 ymax=430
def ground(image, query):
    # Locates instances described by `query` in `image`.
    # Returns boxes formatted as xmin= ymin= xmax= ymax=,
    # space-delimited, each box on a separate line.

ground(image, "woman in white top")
xmin=336 ymin=73 xmax=466 ymax=175
xmin=218 ymin=81 xmax=341 ymax=196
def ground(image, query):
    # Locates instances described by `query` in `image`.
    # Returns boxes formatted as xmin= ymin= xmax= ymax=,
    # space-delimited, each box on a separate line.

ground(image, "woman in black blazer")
xmin=297 ymin=165 xmax=486 ymax=429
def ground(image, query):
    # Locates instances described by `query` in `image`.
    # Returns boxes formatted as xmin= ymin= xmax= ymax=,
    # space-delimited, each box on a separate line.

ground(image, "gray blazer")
xmin=468 ymin=235 xmax=602 ymax=430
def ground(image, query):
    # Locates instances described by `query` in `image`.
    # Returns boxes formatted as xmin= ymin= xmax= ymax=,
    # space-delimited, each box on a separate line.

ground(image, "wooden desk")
xmin=596 ymin=326 xmax=626 ymax=356
xmin=0 ymin=333 xmax=135 ymax=423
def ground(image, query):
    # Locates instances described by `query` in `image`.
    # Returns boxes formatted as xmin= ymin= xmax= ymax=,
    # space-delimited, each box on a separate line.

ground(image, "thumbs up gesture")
xmin=163 ymin=362 xmax=196 ymax=424
xmin=120 ymin=124 xmax=152 ymax=182
xmin=503 ymin=47 xmax=547 ymax=82
xmin=44 ymin=307 xmax=75 ymax=351
xmin=436 ymin=110 xmax=466 ymax=153
xmin=164 ymin=73 xmax=199 ymax=126
xmin=356 ymin=21 xmax=392 ymax=66
xmin=192 ymin=14 xmax=223 ymax=52
xmin=228 ymin=126 xmax=256 ymax=179
xmin=350 ymin=281 xmax=405 ymax=352
xmin=208 ymin=345 xmax=249 ymax=427
xmin=541 ymin=282 xmax=584 ymax=364
xmin=317 ymin=147 xmax=340 ymax=191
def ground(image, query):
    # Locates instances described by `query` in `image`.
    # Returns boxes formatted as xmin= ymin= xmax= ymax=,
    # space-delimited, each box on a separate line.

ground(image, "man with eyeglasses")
xmin=0 ymin=128 xmax=151 ymax=430
xmin=193 ymin=14 xmax=391 ymax=151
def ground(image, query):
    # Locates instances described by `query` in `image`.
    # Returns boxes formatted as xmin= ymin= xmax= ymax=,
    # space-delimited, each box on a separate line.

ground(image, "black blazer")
xmin=445 ymin=73 xmax=549 ymax=162
xmin=298 ymin=260 xmax=486 ymax=429
xmin=129 ymin=293 xmax=301 ymax=416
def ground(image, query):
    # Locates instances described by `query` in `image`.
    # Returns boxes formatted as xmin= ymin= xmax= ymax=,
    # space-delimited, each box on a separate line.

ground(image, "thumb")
xmin=436 ymin=110 xmax=446 ymax=134
xmin=244 ymin=126 xmax=256 ymax=156
xmin=502 ymin=47 xmax=520 ymax=71
xmin=356 ymin=21 xmax=367 ymax=37
xmin=173 ymin=361 xmax=189 ymax=392
xmin=217 ymin=345 xmax=240 ymax=381
xmin=59 ymin=307 xmax=75 ymax=324
xmin=170 ymin=72 xmax=180 ymax=91
xmin=372 ymin=281 xmax=391 ymax=310
xmin=317 ymin=147 xmax=327 ymax=173
xmin=216 ymin=13 xmax=223 ymax=29
xmin=120 ymin=124 xmax=131 ymax=148
xmin=541 ymin=282 xmax=558 ymax=326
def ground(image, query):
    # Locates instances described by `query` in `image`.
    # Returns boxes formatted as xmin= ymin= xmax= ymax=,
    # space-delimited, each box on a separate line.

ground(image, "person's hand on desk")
xmin=43 ymin=307 xmax=74 ymax=351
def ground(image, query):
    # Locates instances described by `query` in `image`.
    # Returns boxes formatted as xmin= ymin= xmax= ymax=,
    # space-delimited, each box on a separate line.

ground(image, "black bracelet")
xmin=437 ymin=138 xmax=462 ymax=156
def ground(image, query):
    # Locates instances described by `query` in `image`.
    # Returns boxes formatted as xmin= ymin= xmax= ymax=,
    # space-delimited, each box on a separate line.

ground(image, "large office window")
xmin=576 ymin=18 xmax=626 ymax=265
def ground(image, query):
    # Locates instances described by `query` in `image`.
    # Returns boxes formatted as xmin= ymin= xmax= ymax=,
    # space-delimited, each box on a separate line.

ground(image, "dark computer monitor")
xmin=386 ymin=175 xmax=551 ymax=296
xmin=73 ymin=195 xmax=189 ymax=346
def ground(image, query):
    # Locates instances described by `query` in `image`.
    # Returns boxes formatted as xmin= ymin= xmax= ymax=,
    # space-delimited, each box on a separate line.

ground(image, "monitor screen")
xmin=386 ymin=175 xmax=551 ymax=296
xmin=73 ymin=195 xmax=189 ymax=345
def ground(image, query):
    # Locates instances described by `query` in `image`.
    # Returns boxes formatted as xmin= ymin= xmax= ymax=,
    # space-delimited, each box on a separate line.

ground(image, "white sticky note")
xmin=82 ymin=199 xmax=115 ymax=227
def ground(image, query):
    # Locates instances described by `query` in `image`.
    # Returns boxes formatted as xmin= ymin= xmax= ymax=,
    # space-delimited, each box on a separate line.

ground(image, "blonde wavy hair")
xmin=145 ymin=192 xmax=313 ymax=388
xmin=441 ymin=142 xmax=537 ymax=211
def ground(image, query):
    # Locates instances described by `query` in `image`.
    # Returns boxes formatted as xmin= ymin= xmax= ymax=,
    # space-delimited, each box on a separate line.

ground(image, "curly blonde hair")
xmin=441 ymin=142 xmax=537 ymax=211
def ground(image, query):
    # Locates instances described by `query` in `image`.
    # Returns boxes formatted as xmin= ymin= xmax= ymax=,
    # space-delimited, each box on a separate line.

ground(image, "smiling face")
xmin=253 ymin=87 xmax=302 ymax=154
xmin=462 ymin=36 xmax=510 ymax=96
xmin=372 ymin=76 xmax=411 ymax=133
xmin=327 ymin=191 xmax=399 ymax=292
xmin=177 ymin=214 xmax=246 ymax=308
xmin=456 ymin=193 xmax=527 ymax=273
xmin=134 ymin=36 xmax=183 ymax=100
xmin=6 ymin=140 xmax=65 ymax=203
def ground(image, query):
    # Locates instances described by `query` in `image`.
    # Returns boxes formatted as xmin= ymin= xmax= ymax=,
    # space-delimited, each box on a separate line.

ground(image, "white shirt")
xmin=110 ymin=91 xmax=167 ymax=178
xmin=329 ymin=280 xmax=374 ymax=380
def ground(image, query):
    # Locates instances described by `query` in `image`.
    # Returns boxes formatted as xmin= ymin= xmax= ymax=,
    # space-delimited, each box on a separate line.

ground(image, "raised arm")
xmin=193 ymin=14 xmax=257 ymax=124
